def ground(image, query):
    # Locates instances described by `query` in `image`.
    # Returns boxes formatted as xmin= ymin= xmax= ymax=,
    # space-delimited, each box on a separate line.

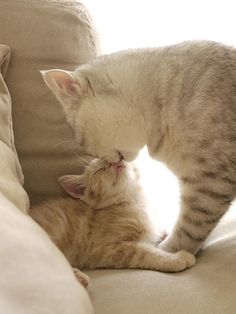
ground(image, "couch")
xmin=0 ymin=1 xmax=235 ymax=313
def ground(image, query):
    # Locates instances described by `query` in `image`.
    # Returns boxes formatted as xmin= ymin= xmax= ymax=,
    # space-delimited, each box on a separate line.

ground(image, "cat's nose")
xmin=112 ymin=162 xmax=125 ymax=173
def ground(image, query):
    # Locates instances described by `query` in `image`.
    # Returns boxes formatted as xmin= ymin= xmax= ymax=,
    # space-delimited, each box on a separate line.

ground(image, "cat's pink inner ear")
xmin=54 ymin=71 xmax=77 ymax=95
xmin=59 ymin=175 xmax=86 ymax=199
xmin=41 ymin=70 xmax=79 ymax=97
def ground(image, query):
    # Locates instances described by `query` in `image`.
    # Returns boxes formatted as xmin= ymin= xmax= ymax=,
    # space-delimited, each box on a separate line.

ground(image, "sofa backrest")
xmin=0 ymin=0 xmax=99 ymax=204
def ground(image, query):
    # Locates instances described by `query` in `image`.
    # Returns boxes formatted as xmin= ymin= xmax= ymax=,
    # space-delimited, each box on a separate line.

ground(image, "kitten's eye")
xmin=94 ymin=167 xmax=106 ymax=175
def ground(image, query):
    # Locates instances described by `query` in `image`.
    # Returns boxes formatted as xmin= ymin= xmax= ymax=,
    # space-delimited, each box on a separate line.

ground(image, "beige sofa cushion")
xmin=0 ymin=44 xmax=29 ymax=212
xmin=0 ymin=0 xmax=99 ymax=204
xmin=0 ymin=43 xmax=93 ymax=314
xmin=87 ymin=211 xmax=236 ymax=314
xmin=0 ymin=192 xmax=93 ymax=314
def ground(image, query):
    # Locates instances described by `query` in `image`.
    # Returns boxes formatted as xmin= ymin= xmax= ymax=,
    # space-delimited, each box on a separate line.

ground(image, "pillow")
xmin=0 ymin=191 xmax=93 ymax=314
xmin=0 ymin=44 xmax=29 ymax=212
xmin=0 ymin=41 xmax=93 ymax=314
xmin=0 ymin=0 xmax=99 ymax=204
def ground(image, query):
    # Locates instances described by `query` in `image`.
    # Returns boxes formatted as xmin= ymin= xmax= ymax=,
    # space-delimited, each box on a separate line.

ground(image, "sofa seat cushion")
xmin=87 ymin=211 xmax=236 ymax=314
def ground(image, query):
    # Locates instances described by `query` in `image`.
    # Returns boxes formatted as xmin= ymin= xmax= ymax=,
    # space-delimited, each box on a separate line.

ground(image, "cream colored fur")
xmin=30 ymin=160 xmax=195 ymax=288
xmin=41 ymin=40 xmax=236 ymax=254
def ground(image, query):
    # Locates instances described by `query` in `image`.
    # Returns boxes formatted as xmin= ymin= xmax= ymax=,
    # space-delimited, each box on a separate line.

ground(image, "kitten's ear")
xmin=59 ymin=175 xmax=86 ymax=199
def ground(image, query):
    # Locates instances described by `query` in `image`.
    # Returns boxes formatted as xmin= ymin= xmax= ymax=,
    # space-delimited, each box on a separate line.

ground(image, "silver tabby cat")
xmin=30 ymin=160 xmax=195 ymax=288
xmin=41 ymin=40 xmax=236 ymax=255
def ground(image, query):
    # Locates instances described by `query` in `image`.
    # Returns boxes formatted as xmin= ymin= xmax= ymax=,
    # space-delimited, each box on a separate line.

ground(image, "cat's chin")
xmin=89 ymin=151 xmax=138 ymax=163
xmin=120 ymin=151 xmax=139 ymax=162
xmin=95 ymin=151 xmax=121 ymax=163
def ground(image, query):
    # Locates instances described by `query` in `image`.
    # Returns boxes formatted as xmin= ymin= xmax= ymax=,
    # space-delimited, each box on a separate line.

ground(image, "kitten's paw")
xmin=73 ymin=268 xmax=90 ymax=289
xmin=176 ymin=250 xmax=196 ymax=269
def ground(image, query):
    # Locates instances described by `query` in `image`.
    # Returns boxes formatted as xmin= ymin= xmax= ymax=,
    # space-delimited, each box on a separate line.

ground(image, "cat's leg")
xmin=73 ymin=268 xmax=90 ymax=289
xmin=159 ymin=175 xmax=234 ymax=254
xmin=87 ymin=242 xmax=195 ymax=272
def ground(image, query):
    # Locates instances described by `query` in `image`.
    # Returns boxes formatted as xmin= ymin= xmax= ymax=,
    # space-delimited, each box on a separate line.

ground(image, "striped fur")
xmin=163 ymin=167 xmax=235 ymax=253
xmin=42 ymin=41 xmax=236 ymax=255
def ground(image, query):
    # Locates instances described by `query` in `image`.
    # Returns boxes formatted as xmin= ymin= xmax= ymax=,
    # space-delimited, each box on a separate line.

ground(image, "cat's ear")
xmin=40 ymin=69 xmax=91 ymax=127
xmin=58 ymin=175 xmax=86 ymax=199
xmin=40 ymin=69 xmax=89 ymax=103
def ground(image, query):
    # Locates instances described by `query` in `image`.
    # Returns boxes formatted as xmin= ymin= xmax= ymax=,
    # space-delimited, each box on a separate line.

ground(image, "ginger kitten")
xmin=30 ymin=160 xmax=195 ymax=288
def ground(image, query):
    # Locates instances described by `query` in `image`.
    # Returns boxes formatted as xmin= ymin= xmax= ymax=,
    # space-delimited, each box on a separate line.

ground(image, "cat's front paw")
xmin=160 ymin=249 xmax=196 ymax=272
xmin=73 ymin=268 xmax=90 ymax=289
xmin=176 ymin=250 xmax=196 ymax=269
xmin=159 ymin=236 xmax=202 ymax=255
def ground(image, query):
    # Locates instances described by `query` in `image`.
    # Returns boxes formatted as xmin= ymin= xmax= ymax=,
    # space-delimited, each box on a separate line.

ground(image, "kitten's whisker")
xmin=96 ymin=158 xmax=106 ymax=167
xmin=73 ymin=155 xmax=90 ymax=167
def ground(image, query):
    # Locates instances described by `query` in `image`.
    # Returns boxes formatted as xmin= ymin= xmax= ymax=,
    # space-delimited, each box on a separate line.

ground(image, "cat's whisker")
xmin=74 ymin=152 xmax=106 ymax=168
xmin=51 ymin=139 xmax=78 ymax=154
xmin=96 ymin=158 xmax=107 ymax=167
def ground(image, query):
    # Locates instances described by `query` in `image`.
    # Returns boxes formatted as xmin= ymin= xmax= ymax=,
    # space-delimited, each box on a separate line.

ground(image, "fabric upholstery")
xmin=0 ymin=2 xmax=97 ymax=313
xmin=0 ymin=44 xmax=29 ymax=212
xmin=0 ymin=0 xmax=99 ymax=204
xmin=0 ymin=192 xmax=94 ymax=314
xmin=0 ymin=2 xmax=235 ymax=314
xmin=87 ymin=211 xmax=236 ymax=314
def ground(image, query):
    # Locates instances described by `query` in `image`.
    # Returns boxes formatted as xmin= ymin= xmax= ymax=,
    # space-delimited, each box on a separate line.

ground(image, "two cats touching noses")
xmin=30 ymin=40 xmax=236 ymax=289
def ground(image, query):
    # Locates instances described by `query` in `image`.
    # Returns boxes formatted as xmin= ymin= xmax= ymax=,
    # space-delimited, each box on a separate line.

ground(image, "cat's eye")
xmin=78 ymin=136 xmax=86 ymax=150
xmin=118 ymin=151 xmax=124 ymax=161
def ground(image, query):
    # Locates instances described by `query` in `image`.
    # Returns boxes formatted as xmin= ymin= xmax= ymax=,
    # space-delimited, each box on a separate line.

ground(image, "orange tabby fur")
xmin=30 ymin=160 xmax=195 ymax=288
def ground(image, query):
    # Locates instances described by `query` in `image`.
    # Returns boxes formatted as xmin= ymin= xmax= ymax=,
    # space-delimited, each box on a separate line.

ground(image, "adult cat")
xmin=41 ymin=40 xmax=236 ymax=254
xmin=30 ymin=159 xmax=195 ymax=288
